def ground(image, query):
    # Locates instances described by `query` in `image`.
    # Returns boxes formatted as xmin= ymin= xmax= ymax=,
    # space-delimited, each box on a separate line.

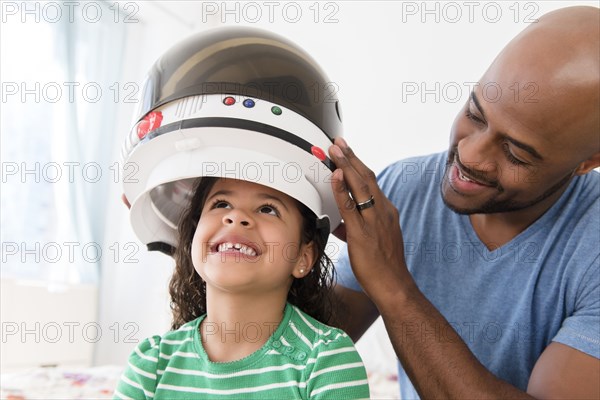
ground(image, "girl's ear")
xmin=574 ymin=151 xmax=600 ymax=176
xmin=292 ymin=241 xmax=317 ymax=279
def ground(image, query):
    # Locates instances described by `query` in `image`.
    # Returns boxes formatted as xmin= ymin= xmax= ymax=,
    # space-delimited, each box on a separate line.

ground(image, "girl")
xmin=114 ymin=176 xmax=370 ymax=399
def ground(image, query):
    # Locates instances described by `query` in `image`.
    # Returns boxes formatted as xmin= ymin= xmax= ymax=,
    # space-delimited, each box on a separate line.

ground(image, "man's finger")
xmin=329 ymin=144 xmax=377 ymax=212
xmin=330 ymin=168 xmax=363 ymax=230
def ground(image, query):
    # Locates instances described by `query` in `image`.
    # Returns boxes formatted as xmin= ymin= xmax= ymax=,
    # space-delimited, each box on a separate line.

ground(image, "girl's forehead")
xmin=208 ymin=178 xmax=295 ymax=204
xmin=210 ymin=178 xmax=270 ymax=193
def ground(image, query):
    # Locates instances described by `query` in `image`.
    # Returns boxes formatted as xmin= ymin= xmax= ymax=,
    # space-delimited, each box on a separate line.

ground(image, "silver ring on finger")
xmin=355 ymin=195 xmax=375 ymax=211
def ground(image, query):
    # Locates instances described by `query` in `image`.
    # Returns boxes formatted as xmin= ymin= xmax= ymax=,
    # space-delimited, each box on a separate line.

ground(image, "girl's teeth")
xmin=238 ymin=245 xmax=257 ymax=256
xmin=217 ymin=242 xmax=256 ymax=256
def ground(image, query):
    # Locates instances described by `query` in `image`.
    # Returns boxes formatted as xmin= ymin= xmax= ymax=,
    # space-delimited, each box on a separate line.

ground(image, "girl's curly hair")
xmin=168 ymin=177 xmax=336 ymax=330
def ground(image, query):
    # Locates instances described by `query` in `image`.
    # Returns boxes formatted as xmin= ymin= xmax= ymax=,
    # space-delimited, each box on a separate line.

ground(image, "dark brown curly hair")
xmin=168 ymin=177 xmax=336 ymax=330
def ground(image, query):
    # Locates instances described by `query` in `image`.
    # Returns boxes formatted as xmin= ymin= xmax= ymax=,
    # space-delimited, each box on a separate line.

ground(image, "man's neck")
xmin=469 ymin=184 xmax=570 ymax=250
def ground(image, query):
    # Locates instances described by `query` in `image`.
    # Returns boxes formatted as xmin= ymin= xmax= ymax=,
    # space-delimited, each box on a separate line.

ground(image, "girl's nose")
xmin=222 ymin=210 xmax=252 ymax=227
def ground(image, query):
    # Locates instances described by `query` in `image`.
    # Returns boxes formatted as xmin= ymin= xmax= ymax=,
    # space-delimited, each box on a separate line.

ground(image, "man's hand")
xmin=328 ymin=137 xmax=413 ymax=300
xmin=122 ymin=193 xmax=131 ymax=209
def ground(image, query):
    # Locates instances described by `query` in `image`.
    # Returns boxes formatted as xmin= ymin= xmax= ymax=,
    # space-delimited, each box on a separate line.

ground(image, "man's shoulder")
xmin=572 ymin=170 xmax=600 ymax=208
xmin=553 ymin=171 xmax=600 ymax=258
xmin=377 ymin=151 xmax=447 ymax=205
xmin=550 ymin=171 xmax=600 ymax=236
xmin=378 ymin=151 xmax=447 ymax=178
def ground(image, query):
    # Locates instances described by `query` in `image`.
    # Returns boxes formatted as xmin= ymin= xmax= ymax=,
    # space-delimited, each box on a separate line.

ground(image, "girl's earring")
xmin=299 ymin=269 xmax=305 ymax=275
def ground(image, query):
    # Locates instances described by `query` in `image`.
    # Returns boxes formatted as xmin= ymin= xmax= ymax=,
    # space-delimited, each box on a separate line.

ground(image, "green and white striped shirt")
xmin=114 ymin=303 xmax=370 ymax=399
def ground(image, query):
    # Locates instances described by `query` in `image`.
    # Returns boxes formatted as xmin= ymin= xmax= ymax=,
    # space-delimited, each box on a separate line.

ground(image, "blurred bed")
xmin=1 ymin=366 xmax=398 ymax=399
xmin=1 ymin=366 xmax=121 ymax=399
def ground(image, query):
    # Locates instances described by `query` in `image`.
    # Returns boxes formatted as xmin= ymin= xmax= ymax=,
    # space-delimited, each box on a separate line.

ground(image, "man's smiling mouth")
xmin=453 ymin=154 xmax=496 ymax=187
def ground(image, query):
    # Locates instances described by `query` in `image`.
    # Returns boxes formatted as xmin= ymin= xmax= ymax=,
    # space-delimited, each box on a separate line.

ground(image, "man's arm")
xmin=328 ymin=138 xmax=599 ymax=399
xmin=377 ymin=276 xmax=535 ymax=399
xmin=332 ymin=285 xmax=380 ymax=342
xmin=528 ymin=342 xmax=600 ymax=399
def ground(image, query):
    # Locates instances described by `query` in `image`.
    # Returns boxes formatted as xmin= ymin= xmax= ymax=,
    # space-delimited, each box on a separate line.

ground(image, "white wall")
xmin=95 ymin=0 xmax=598 ymax=375
xmin=1 ymin=279 xmax=98 ymax=371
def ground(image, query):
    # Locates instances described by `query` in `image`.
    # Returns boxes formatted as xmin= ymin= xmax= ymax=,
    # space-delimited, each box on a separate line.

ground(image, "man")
xmin=327 ymin=6 xmax=599 ymax=399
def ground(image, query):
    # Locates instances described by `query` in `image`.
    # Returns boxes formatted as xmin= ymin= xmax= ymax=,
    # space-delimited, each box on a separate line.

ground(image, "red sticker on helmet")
xmin=136 ymin=120 xmax=150 ymax=139
xmin=311 ymin=146 xmax=326 ymax=161
xmin=137 ymin=111 xmax=163 ymax=139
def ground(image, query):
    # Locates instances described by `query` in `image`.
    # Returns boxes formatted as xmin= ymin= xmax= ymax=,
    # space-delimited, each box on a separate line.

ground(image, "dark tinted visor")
xmin=135 ymin=27 xmax=342 ymax=140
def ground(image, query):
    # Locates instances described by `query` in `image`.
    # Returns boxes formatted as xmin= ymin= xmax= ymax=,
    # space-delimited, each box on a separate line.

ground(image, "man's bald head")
xmin=480 ymin=6 xmax=599 ymax=160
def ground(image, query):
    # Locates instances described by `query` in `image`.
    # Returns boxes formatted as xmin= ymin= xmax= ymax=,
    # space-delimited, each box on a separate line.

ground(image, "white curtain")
xmin=1 ymin=3 xmax=127 ymax=287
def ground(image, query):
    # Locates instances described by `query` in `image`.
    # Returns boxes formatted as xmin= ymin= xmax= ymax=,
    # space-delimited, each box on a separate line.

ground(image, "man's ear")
xmin=292 ymin=241 xmax=317 ymax=279
xmin=574 ymin=151 xmax=600 ymax=176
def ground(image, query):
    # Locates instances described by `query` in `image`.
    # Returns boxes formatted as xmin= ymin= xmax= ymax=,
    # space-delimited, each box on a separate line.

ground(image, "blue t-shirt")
xmin=336 ymin=151 xmax=600 ymax=399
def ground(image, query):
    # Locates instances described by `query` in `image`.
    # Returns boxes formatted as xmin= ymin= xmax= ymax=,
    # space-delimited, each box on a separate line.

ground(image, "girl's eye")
xmin=259 ymin=204 xmax=279 ymax=216
xmin=212 ymin=200 xmax=230 ymax=209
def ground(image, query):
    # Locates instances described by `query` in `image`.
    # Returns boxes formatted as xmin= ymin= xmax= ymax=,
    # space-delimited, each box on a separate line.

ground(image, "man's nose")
xmin=457 ymin=131 xmax=500 ymax=179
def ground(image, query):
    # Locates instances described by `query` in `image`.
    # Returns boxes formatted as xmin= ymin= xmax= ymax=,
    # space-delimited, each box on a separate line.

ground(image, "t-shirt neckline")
xmin=192 ymin=302 xmax=293 ymax=372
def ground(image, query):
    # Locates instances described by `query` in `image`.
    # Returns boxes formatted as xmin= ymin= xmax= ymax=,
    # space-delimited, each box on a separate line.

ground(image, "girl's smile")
xmin=191 ymin=178 xmax=315 ymax=293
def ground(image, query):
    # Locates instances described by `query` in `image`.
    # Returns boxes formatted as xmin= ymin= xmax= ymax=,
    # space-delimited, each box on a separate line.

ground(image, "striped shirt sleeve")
xmin=113 ymin=336 xmax=161 ymax=399
xmin=305 ymin=332 xmax=370 ymax=399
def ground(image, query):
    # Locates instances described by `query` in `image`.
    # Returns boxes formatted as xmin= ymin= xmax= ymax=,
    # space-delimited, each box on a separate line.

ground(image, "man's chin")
xmin=441 ymin=182 xmax=507 ymax=215
xmin=440 ymin=178 xmax=478 ymax=214
xmin=441 ymin=188 xmax=527 ymax=215
xmin=441 ymin=192 xmax=480 ymax=215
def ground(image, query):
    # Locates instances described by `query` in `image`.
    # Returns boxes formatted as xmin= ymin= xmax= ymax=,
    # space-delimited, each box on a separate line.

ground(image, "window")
xmin=1 ymin=4 xmax=127 ymax=285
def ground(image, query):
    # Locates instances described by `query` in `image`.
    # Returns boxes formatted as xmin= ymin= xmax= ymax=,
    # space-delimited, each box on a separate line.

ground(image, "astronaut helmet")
xmin=121 ymin=26 xmax=343 ymax=255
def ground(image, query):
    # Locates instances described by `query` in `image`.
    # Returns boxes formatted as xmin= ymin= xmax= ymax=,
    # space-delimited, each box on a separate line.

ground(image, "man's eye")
xmin=466 ymin=110 xmax=484 ymax=124
xmin=502 ymin=143 xmax=528 ymax=166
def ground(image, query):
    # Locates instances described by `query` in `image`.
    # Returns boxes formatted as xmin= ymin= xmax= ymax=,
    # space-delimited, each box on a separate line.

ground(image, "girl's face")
xmin=191 ymin=178 xmax=315 ymax=295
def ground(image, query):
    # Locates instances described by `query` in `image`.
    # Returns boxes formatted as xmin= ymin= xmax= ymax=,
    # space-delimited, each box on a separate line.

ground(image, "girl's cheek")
xmin=190 ymin=229 xmax=205 ymax=268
